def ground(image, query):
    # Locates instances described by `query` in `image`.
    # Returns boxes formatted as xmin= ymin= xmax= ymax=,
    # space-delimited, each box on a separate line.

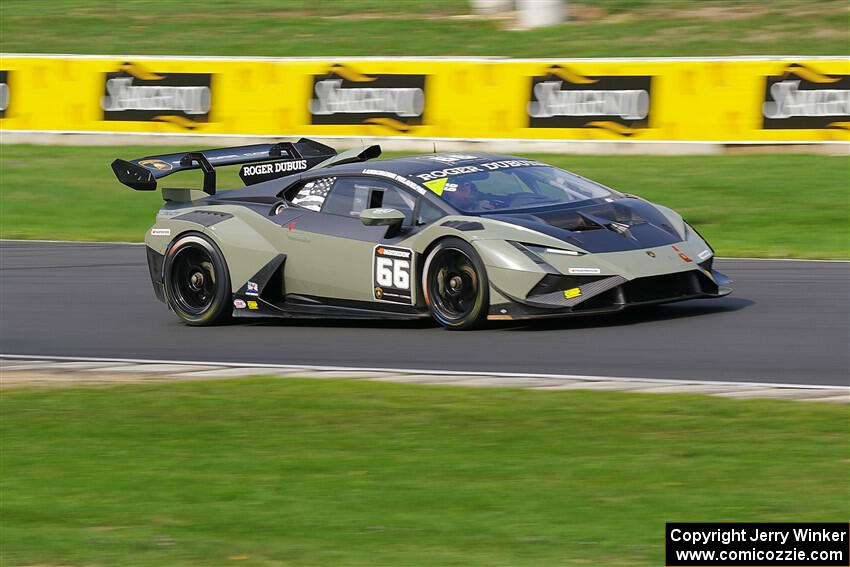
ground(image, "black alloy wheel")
xmin=424 ymin=237 xmax=489 ymax=330
xmin=163 ymin=233 xmax=232 ymax=325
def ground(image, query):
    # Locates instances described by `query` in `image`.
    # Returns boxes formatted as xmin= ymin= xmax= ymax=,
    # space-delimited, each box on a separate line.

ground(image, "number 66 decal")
xmin=373 ymin=245 xmax=414 ymax=304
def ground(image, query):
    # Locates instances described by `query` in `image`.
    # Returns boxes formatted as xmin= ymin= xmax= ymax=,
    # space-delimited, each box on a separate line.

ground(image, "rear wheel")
xmin=163 ymin=233 xmax=232 ymax=326
xmin=423 ymin=238 xmax=489 ymax=330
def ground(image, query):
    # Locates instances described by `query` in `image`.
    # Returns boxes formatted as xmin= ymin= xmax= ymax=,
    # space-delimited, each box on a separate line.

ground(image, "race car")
xmin=112 ymin=138 xmax=731 ymax=330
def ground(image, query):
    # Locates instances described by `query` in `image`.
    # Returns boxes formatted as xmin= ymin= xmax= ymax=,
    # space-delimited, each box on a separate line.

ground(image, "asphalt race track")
xmin=1 ymin=241 xmax=848 ymax=386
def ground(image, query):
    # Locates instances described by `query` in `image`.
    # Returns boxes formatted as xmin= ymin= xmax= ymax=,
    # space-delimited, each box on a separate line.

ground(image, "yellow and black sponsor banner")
xmin=308 ymin=63 xmax=427 ymax=132
xmin=0 ymin=70 xmax=9 ymax=119
xmin=527 ymin=64 xmax=653 ymax=136
xmin=0 ymin=55 xmax=847 ymax=142
xmin=761 ymin=63 xmax=849 ymax=132
xmin=101 ymin=61 xmax=213 ymax=129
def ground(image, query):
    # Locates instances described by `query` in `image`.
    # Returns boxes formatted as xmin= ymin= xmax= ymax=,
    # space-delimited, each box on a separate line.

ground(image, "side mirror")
xmin=360 ymin=208 xmax=406 ymax=228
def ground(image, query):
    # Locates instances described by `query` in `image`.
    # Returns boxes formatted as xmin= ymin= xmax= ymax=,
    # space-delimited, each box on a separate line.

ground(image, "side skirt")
xmin=234 ymin=294 xmax=430 ymax=321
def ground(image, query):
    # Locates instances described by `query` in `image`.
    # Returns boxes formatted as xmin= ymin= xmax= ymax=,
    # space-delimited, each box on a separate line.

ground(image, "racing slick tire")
xmin=423 ymin=237 xmax=489 ymax=330
xmin=163 ymin=233 xmax=232 ymax=326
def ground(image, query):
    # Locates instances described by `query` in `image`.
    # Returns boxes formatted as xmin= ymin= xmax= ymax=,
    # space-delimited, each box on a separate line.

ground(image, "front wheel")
xmin=163 ymin=233 xmax=232 ymax=326
xmin=422 ymin=238 xmax=489 ymax=330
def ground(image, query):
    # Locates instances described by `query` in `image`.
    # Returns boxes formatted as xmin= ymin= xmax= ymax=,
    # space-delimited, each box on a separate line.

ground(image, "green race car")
xmin=113 ymin=139 xmax=731 ymax=330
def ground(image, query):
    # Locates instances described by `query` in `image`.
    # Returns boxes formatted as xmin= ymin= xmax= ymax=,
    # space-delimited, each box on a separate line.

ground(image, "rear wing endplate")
xmin=111 ymin=138 xmax=339 ymax=195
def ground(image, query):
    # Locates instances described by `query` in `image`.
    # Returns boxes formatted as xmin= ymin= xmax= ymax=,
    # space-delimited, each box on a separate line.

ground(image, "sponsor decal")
xmin=0 ymin=70 xmax=9 ymax=119
xmin=309 ymin=64 xmax=427 ymax=132
xmin=414 ymin=154 xmax=478 ymax=165
xmin=246 ymin=281 xmax=259 ymax=296
xmin=480 ymin=159 xmax=545 ymax=170
xmin=362 ymin=168 xmax=426 ymax=195
xmin=698 ymin=249 xmax=712 ymax=261
xmin=239 ymin=159 xmax=308 ymax=184
xmin=246 ymin=300 xmax=259 ymax=310
xmin=672 ymin=245 xmax=692 ymax=262
xmin=233 ymin=299 xmax=247 ymax=309
xmin=138 ymin=159 xmax=173 ymax=171
xmin=563 ymin=287 xmax=582 ymax=299
xmin=528 ymin=65 xmax=652 ymax=136
xmin=568 ymin=267 xmax=601 ymax=275
xmin=762 ymin=64 xmax=850 ymax=130
xmin=415 ymin=165 xmax=484 ymax=182
xmin=150 ymin=228 xmax=171 ymax=236
xmin=373 ymin=245 xmax=413 ymax=304
xmin=101 ymin=61 xmax=213 ymax=129
xmin=416 ymin=160 xmax=544 ymax=183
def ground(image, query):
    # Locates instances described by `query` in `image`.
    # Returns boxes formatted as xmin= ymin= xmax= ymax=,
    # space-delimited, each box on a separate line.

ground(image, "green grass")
xmin=1 ymin=144 xmax=848 ymax=258
xmin=1 ymin=378 xmax=847 ymax=566
xmin=1 ymin=0 xmax=847 ymax=57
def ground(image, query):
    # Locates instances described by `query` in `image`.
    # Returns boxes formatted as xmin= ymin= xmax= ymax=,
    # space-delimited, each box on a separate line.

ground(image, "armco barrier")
xmin=0 ymin=55 xmax=847 ymax=143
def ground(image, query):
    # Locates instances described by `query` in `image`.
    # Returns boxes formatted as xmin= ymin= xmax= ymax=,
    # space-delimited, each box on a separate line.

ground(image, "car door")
xmin=281 ymin=175 xmax=418 ymax=305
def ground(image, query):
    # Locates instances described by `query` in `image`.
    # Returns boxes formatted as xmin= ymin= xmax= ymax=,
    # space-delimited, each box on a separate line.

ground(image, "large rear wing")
xmin=111 ymin=138 xmax=349 ymax=195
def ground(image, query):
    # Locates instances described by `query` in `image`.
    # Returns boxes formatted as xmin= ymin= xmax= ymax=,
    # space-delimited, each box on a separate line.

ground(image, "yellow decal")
xmin=564 ymin=287 xmax=582 ymax=299
xmin=423 ymin=177 xmax=448 ymax=196
xmin=138 ymin=159 xmax=172 ymax=171
xmin=246 ymin=300 xmax=258 ymax=310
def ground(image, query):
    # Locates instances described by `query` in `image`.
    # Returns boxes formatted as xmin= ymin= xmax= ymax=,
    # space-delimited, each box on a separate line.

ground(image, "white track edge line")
xmin=1 ymin=354 xmax=846 ymax=391
xmin=1 ymin=240 xmax=847 ymax=262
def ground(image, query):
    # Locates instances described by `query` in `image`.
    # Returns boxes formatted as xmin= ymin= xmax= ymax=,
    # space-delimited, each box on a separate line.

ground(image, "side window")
xmin=416 ymin=199 xmax=446 ymax=226
xmin=321 ymin=177 xmax=416 ymax=224
xmin=290 ymin=177 xmax=336 ymax=211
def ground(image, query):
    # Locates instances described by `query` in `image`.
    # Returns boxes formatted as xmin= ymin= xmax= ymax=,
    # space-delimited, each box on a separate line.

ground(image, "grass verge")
xmin=1 ymin=0 xmax=847 ymax=57
xmin=1 ymin=377 xmax=847 ymax=566
xmin=1 ymin=144 xmax=848 ymax=258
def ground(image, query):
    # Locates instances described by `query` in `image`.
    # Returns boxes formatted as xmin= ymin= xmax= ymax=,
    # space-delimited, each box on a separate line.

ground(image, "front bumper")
xmin=488 ymin=266 xmax=731 ymax=320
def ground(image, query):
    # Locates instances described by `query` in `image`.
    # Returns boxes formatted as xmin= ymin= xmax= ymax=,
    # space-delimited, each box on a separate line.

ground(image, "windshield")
xmin=418 ymin=162 xmax=620 ymax=213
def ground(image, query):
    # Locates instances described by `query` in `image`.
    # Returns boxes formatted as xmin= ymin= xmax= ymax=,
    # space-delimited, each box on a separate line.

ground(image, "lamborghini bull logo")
xmin=309 ymin=64 xmax=427 ymax=133
xmin=101 ymin=62 xmax=213 ymax=129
